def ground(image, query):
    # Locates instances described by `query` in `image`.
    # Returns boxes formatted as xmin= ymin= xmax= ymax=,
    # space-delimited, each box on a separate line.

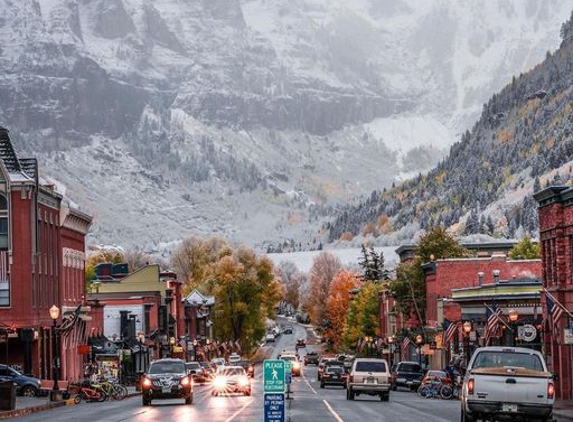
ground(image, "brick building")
xmin=534 ymin=185 xmax=573 ymax=400
xmin=0 ymin=126 xmax=97 ymax=383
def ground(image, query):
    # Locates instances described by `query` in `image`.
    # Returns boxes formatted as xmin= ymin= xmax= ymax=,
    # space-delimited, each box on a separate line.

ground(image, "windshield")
xmin=186 ymin=363 xmax=200 ymax=370
xmin=220 ymin=368 xmax=246 ymax=376
xmin=149 ymin=362 xmax=186 ymax=374
xmin=355 ymin=361 xmax=387 ymax=372
xmin=281 ymin=356 xmax=297 ymax=362
xmin=472 ymin=352 xmax=544 ymax=371
xmin=326 ymin=366 xmax=344 ymax=374
xmin=399 ymin=363 xmax=422 ymax=373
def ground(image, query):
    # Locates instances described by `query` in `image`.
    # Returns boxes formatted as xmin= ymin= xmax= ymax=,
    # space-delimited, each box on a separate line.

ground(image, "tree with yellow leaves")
xmin=324 ymin=270 xmax=359 ymax=348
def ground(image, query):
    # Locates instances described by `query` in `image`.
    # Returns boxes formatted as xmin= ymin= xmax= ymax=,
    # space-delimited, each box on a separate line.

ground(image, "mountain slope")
xmin=327 ymin=11 xmax=573 ymax=244
xmin=0 ymin=0 xmax=570 ymax=252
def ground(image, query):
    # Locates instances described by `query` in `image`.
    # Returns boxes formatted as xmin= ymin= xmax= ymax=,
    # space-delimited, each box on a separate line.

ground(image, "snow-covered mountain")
xmin=0 ymin=0 xmax=570 ymax=253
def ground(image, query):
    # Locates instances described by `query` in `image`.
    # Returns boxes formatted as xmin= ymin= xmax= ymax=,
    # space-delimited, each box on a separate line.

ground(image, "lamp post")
xmin=193 ymin=339 xmax=198 ymax=362
xmin=415 ymin=335 xmax=423 ymax=367
xmin=388 ymin=336 xmax=395 ymax=368
xmin=206 ymin=338 xmax=211 ymax=361
xmin=49 ymin=305 xmax=60 ymax=401
xmin=463 ymin=321 xmax=472 ymax=365
xmin=508 ymin=309 xmax=519 ymax=347
xmin=169 ymin=336 xmax=176 ymax=357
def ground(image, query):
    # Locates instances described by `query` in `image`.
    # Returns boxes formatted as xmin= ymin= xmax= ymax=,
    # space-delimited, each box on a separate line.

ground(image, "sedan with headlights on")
xmin=211 ymin=366 xmax=251 ymax=396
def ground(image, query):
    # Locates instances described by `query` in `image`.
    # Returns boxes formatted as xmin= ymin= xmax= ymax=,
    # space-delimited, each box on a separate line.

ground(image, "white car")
xmin=265 ymin=333 xmax=275 ymax=343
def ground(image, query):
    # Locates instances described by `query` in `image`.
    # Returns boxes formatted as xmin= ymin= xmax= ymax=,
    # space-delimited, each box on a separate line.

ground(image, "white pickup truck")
xmin=461 ymin=346 xmax=555 ymax=422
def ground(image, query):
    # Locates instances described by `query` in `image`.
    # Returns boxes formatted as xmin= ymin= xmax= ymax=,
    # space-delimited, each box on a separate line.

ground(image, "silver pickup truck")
xmin=461 ymin=346 xmax=555 ymax=422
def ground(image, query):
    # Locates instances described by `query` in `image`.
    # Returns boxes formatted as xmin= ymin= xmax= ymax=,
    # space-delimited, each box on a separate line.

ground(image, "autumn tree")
xmin=209 ymin=245 xmax=280 ymax=354
xmin=343 ymin=281 xmax=382 ymax=349
xmin=308 ymin=252 xmax=342 ymax=328
xmin=324 ymin=270 xmax=359 ymax=348
xmin=508 ymin=235 xmax=541 ymax=259
xmin=171 ymin=235 xmax=232 ymax=295
xmin=85 ymin=246 xmax=125 ymax=291
xmin=390 ymin=226 xmax=469 ymax=325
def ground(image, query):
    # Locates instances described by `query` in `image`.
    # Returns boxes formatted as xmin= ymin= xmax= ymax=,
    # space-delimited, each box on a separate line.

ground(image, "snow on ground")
xmin=266 ymin=246 xmax=400 ymax=274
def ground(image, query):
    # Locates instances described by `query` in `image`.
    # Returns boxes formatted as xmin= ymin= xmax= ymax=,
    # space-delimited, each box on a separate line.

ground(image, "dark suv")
xmin=141 ymin=358 xmax=193 ymax=405
xmin=391 ymin=361 xmax=424 ymax=391
xmin=304 ymin=351 xmax=319 ymax=365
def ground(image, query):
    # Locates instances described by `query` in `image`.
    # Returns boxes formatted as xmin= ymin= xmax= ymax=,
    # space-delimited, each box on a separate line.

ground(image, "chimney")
xmin=493 ymin=269 xmax=500 ymax=284
xmin=478 ymin=272 xmax=484 ymax=285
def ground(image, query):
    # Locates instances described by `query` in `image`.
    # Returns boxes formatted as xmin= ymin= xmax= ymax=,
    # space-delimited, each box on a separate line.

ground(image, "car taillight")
xmin=180 ymin=376 xmax=191 ymax=386
xmin=142 ymin=377 xmax=152 ymax=387
xmin=467 ymin=378 xmax=475 ymax=395
xmin=548 ymin=382 xmax=555 ymax=399
xmin=349 ymin=375 xmax=353 ymax=383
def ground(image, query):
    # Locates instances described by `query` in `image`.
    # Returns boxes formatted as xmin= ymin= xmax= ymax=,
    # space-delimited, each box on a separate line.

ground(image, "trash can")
xmin=0 ymin=381 xmax=16 ymax=411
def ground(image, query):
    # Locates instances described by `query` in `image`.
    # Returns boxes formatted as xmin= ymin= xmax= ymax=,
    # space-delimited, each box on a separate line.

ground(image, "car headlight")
xmin=180 ymin=376 xmax=191 ymax=387
xmin=239 ymin=377 xmax=249 ymax=387
xmin=142 ymin=377 xmax=152 ymax=387
xmin=293 ymin=362 xmax=300 ymax=369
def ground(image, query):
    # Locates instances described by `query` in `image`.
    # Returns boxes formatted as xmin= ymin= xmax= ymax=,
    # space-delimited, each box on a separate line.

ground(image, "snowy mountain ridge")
xmin=0 ymin=0 xmax=570 ymax=253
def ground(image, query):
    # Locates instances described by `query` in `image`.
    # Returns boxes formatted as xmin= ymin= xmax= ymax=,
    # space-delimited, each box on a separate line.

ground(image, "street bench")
xmin=39 ymin=379 xmax=69 ymax=394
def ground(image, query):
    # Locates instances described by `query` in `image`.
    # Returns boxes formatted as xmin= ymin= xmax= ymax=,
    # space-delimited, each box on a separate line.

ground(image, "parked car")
xmin=0 ymin=364 xmax=41 ymax=397
xmin=391 ymin=361 xmax=424 ymax=391
xmin=237 ymin=360 xmax=255 ymax=378
xmin=320 ymin=365 xmax=347 ymax=389
xmin=212 ymin=366 xmax=251 ymax=396
xmin=283 ymin=325 xmax=293 ymax=334
xmin=141 ymin=358 xmax=193 ymax=406
xmin=461 ymin=346 xmax=554 ymax=422
xmin=346 ymin=357 xmax=391 ymax=402
xmin=421 ymin=370 xmax=451 ymax=386
xmin=304 ymin=351 xmax=320 ymax=365
xmin=296 ymin=339 xmax=306 ymax=348
xmin=265 ymin=333 xmax=276 ymax=343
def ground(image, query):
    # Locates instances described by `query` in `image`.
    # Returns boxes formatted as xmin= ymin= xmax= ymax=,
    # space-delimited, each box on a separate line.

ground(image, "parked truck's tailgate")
xmin=471 ymin=367 xmax=552 ymax=405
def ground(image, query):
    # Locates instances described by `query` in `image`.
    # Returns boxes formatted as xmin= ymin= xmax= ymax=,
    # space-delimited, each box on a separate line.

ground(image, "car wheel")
xmin=381 ymin=393 xmax=389 ymax=402
xmin=460 ymin=407 xmax=476 ymax=422
xmin=142 ymin=397 xmax=150 ymax=406
xmin=20 ymin=385 xmax=38 ymax=397
xmin=347 ymin=388 xmax=355 ymax=401
xmin=185 ymin=393 xmax=193 ymax=405
xmin=391 ymin=385 xmax=397 ymax=391
xmin=320 ymin=383 xmax=324 ymax=389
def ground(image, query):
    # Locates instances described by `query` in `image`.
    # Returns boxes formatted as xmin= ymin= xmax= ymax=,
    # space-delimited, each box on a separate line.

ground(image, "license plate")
xmin=502 ymin=404 xmax=518 ymax=412
xmin=162 ymin=387 xmax=171 ymax=393
xmin=333 ymin=376 xmax=339 ymax=379
xmin=396 ymin=378 xmax=406 ymax=383
xmin=366 ymin=377 xmax=376 ymax=384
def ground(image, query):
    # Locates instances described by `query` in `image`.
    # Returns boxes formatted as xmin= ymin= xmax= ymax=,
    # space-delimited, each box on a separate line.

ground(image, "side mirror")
xmin=553 ymin=373 xmax=559 ymax=381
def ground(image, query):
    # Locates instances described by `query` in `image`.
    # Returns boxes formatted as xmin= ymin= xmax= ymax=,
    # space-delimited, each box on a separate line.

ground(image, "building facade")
xmin=0 ymin=126 xmax=94 ymax=382
xmin=534 ymin=185 xmax=573 ymax=400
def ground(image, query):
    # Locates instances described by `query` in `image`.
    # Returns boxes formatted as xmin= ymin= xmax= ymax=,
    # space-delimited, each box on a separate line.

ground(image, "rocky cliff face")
xmin=0 ymin=0 xmax=570 ymax=252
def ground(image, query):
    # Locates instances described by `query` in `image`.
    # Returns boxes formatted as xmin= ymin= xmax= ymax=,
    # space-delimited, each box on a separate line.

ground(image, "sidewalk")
xmin=0 ymin=387 xmax=140 ymax=420
xmin=556 ymin=400 xmax=573 ymax=421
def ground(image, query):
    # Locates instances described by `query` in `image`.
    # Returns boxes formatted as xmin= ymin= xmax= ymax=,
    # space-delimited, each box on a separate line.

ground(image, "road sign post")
xmin=263 ymin=359 xmax=285 ymax=393
xmin=264 ymin=393 xmax=285 ymax=422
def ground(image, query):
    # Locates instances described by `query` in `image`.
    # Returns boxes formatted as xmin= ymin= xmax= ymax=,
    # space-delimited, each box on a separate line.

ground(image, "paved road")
xmin=16 ymin=320 xmax=462 ymax=422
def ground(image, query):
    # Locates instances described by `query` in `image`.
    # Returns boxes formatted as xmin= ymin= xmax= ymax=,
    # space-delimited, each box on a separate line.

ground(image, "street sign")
xmin=263 ymin=360 xmax=285 ymax=392
xmin=264 ymin=393 xmax=285 ymax=422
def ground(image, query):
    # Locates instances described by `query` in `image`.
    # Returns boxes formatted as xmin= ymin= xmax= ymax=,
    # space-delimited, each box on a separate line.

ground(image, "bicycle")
xmin=417 ymin=381 xmax=451 ymax=399
xmin=91 ymin=379 xmax=127 ymax=401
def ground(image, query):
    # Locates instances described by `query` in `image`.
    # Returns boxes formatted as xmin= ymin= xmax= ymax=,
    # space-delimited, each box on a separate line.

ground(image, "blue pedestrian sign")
xmin=264 ymin=360 xmax=285 ymax=392
xmin=264 ymin=393 xmax=285 ymax=422
xmin=285 ymin=372 xmax=292 ymax=384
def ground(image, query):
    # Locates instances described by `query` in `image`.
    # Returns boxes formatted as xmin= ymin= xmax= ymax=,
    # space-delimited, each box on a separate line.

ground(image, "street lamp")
xmin=388 ymin=336 xmax=395 ymax=367
xmin=463 ymin=321 xmax=472 ymax=365
xmin=193 ymin=339 xmax=198 ymax=362
xmin=169 ymin=336 xmax=176 ymax=356
xmin=49 ymin=305 xmax=60 ymax=401
xmin=206 ymin=338 xmax=211 ymax=361
xmin=415 ymin=335 xmax=423 ymax=367
xmin=508 ymin=309 xmax=519 ymax=346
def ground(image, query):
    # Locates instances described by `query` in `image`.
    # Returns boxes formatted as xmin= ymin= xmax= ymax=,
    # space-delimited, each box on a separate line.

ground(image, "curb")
xmin=555 ymin=410 xmax=573 ymax=421
xmin=0 ymin=401 xmax=65 ymax=420
xmin=0 ymin=391 xmax=141 ymax=420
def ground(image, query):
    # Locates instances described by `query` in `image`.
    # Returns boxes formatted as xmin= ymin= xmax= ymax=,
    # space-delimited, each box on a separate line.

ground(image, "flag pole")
xmin=543 ymin=288 xmax=573 ymax=318
xmin=483 ymin=303 xmax=512 ymax=330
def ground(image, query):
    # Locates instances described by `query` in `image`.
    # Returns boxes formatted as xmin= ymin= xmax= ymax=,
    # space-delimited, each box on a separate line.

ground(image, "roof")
xmin=183 ymin=289 xmax=215 ymax=306
xmin=0 ymin=127 xmax=21 ymax=173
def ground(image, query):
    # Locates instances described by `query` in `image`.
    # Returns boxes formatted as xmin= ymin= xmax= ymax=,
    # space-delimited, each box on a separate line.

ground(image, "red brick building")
xmin=534 ymin=185 xmax=573 ymax=400
xmin=0 ymin=126 xmax=96 ymax=383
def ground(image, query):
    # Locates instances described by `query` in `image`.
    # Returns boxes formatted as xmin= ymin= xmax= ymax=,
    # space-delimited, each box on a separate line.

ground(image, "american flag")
xmin=444 ymin=321 xmax=460 ymax=345
xmin=546 ymin=293 xmax=565 ymax=332
xmin=401 ymin=337 xmax=412 ymax=358
xmin=483 ymin=306 xmax=503 ymax=346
